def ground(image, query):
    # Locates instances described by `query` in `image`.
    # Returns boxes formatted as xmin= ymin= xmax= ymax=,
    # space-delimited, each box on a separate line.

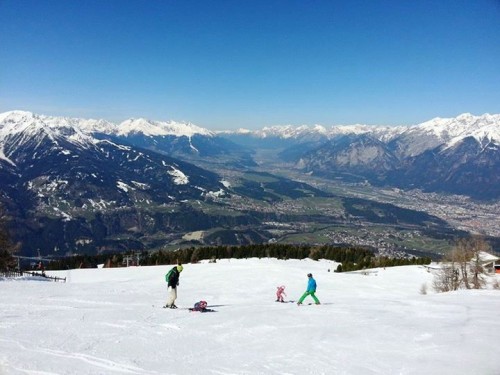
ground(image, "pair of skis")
xmin=161 ymin=305 xmax=216 ymax=312
xmin=188 ymin=308 xmax=216 ymax=313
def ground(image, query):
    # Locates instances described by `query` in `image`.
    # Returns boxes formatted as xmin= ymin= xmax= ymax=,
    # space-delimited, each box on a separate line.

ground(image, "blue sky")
xmin=1 ymin=0 xmax=499 ymax=129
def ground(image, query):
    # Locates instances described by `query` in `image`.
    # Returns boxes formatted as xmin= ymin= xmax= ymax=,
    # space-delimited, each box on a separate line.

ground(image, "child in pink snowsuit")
xmin=276 ymin=285 xmax=287 ymax=302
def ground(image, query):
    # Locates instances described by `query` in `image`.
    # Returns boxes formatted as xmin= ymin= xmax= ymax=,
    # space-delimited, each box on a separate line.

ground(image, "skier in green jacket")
xmin=164 ymin=264 xmax=183 ymax=309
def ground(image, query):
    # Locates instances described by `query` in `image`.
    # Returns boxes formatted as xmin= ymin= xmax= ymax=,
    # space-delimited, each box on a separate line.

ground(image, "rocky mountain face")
xmin=102 ymin=133 xmax=256 ymax=168
xmin=296 ymin=134 xmax=399 ymax=182
xmin=386 ymin=136 xmax=500 ymax=198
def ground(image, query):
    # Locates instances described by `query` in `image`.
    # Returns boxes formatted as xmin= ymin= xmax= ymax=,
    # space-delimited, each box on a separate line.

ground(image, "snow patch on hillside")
xmin=0 ymin=148 xmax=16 ymax=166
xmin=116 ymin=181 xmax=133 ymax=192
xmin=168 ymin=166 xmax=189 ymax=185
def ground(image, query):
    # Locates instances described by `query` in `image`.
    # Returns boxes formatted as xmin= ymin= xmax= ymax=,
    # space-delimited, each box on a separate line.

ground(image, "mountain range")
xmin=0 ymin=110 xmax=498 ymax=257
xmin=221 ymin=113 xmax=500 ymax=199
xmin=0 ymin=111 xmax=233 ymax=256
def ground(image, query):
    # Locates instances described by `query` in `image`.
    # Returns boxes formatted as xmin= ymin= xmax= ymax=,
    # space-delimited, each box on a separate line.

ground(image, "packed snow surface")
xmin=1 ymin=258 xmax=499 ymax=375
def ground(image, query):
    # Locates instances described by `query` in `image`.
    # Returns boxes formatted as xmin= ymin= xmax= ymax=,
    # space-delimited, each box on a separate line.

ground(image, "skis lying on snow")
xmin=188 ymin=308 xmax=216 ymax=313
xmin=157 ymin=305 xmax=217 ymax=312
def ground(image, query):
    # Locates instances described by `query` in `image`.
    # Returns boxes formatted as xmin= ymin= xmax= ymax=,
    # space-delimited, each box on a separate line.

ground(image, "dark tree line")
xmin=45 ymin=244 xmax=430 ymax=272
xmin=0 ymin=205 xmax=19 ymax=271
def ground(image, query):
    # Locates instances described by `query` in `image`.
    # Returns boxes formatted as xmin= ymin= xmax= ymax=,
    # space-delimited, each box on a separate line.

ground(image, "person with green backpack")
xmin=163 ymin=264 xmax=183 ymax=309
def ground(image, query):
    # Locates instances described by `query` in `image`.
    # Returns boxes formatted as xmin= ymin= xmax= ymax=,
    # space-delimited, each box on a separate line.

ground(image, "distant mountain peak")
xmin=0 ymin=111 xmax=99 ymax=154
xmin=0 ymin=111 xmax=215 ymax=139
xmin=117 ymin=118 xmax=214 ymax=138
xmin=0 ymin=110 xmax=36 ymax=121
xmin=413 ymin=113 xmax=500 ymax=146
xmin=255 ymin=124 xmax=328 ymax=139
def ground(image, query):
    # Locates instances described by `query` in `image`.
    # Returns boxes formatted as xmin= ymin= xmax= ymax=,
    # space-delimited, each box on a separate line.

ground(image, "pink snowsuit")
xmin=276 ymin=285 xmax=286 ymax=302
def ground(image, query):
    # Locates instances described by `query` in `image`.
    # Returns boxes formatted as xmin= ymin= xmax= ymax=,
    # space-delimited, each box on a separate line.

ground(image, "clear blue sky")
xmin=1 ymin=0 xmax=499 ymax=129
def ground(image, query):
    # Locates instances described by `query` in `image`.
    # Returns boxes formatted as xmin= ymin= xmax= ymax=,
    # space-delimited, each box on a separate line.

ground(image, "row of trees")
xmin=337 ymin=255 xmax=431 ymax=272
xmin=145 ymin=244 xmax=377 ymax=268
xmin=44 ymin=243 xmax=431 ymax=272
xmin=142 ymin=244 xmax=430 ymax=271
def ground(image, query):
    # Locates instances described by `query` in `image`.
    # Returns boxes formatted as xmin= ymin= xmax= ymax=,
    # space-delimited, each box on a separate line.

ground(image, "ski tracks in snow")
xmin=34 ymin=348 xmax=156 ymax=374
xmin=2 ymin=339 xmax=160 ymax=375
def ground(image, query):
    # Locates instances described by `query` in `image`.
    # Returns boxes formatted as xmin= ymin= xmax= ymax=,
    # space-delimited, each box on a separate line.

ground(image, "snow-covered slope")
xmin=0 ymin=110 xmax=230 ymax=256
xmin=0 ymin=111 xmax=253 ymax=164
xmin=1 ymin=258 xmax=499 ymax=374
xmin=0 ymin=111 xmax=224 ymax=205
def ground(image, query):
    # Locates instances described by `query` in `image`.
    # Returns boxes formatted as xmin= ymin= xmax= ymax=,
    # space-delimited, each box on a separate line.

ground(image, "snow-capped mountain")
xmin=223 ymin=113 xmax=500 ymax=152
xmin=1 ymin=109 xmax=498 ymax=259
xmin=194 ymin=111 xmax=500 ymax=199
xmin=414 ymin=113 xmax=500 ymax=143
xmin=0 ymin=110 xmax=234 ymax=256
xmin=256 ymin=124 xmax=328 ymax=139
xmin=91 ymin=116 xmax=254 ymax=165
xmin=3 ymin=110 xmax=499 ymax=200
xmin=292 ymin=114 xmax=500 ymax=199
xmin=116 ymin=118 xmax=213 ymax=137
xmin=388 ymin=113 xmax=500 ymax=158
xmin=0 ymin=111 xmax=253 ymax=165
xmin=221 ymin=113 xmax=499 ymax=166
xmin=0 ymin=110 xmax=116 ymax=136
xmin=0 ymin=111 xmax=102 ymax=166
xmin=0 ymin=111 xmax=228 ymax=198
xmin=18 ymin=111 xmax=214 ymax=138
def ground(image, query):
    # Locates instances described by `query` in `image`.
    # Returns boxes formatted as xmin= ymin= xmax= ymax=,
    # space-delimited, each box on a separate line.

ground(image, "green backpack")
xmin=165 ymin=267 xmax=175 ymax=282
